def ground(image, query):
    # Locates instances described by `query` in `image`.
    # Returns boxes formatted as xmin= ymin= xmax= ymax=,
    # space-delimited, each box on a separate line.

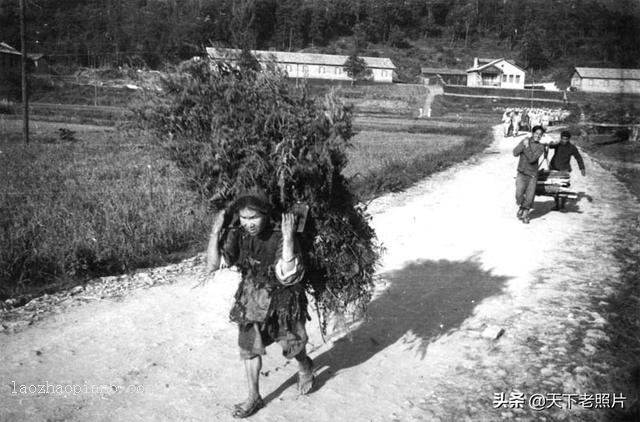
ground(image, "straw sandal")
xmin=298 ymin=357 xmax=315 ymax=395
xmin=232 ymin=396 xmax=264 ymax=419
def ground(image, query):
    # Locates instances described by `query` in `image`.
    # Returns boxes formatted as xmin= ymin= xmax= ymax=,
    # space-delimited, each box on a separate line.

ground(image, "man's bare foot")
xmin=297 ymin=357 xmax=314 ymax=395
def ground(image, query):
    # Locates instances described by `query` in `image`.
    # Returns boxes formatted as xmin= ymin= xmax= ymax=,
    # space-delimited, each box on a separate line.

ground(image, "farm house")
xmin=570 ymin=67 xmax=640 ymax=94
xmin=466 ymin=57 xmax=526 ymax=89
xmin=206 ymin=48 xmax=396 ymax=83
xmin=420 ymin=67 xmax=467 ymax=86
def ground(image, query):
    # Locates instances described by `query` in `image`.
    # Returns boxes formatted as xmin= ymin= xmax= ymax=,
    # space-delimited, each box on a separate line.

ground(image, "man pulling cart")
xmin=538 ymin=130 xmax=586 ymax=211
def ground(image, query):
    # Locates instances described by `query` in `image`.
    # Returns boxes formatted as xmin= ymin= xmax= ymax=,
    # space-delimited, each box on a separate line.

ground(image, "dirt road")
xmin=1 ymin=126 xmax=638 ymax=421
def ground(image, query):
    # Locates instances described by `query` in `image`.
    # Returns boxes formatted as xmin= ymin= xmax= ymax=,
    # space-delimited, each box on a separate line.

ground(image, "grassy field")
xmin=345 ymin=130 xmax=466 ymax=178
xmin=347 ymin=125 xmax=493 ymax=200
xmin=0 ymin=119 xmax=208 ymax=301
xmin=0 ymin=116 xmax=493 ymax=303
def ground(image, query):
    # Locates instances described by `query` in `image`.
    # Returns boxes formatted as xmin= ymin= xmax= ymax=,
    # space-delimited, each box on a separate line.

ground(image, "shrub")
xmin=136 ymin=59 xmax=380 ymax=333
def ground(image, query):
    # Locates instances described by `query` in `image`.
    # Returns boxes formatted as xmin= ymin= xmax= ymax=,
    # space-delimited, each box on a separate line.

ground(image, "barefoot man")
xmin=513 ymin=125 xmax=546 ymax=224
xmin=205 ymin=190 xmax=313 ymax=418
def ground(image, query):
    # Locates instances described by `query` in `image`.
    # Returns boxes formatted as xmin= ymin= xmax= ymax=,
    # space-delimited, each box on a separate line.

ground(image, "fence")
xmin=443 ymin=84 xmax=640 ymax=106
xmin=443 ymin=85 xmax=564 ymax=101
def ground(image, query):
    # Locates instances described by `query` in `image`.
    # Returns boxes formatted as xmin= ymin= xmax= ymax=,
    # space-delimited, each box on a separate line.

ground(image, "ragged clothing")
xmin=221 ymin=225 xmax=308 ymax=359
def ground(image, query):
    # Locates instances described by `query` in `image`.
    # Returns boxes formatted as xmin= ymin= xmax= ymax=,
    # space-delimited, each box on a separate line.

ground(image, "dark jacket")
xmin=513 ymin=138 xmax=546 ymax=177
xmin=549 ymin=142 xmax=585 ymax=172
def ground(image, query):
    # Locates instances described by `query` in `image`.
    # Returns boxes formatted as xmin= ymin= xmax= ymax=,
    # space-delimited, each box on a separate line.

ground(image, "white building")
xmin=571 ymin=67 xmax=640 ymax=94
xmin=466 ymin=57 xmax=526 ymax=89
xmin=206 ymin=48 xmax=396 ymax=83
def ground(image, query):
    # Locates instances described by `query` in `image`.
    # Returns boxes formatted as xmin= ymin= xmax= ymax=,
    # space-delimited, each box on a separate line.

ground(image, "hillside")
xmin=1 ymin=0 xmax=637 ymax=84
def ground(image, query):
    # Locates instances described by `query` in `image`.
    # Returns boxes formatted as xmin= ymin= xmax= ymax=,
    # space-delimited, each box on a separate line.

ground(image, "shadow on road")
xmin=530 ymin=191 xmax=593 ymax=220
xmin=264 ymin=258 xmax=509 ymax=403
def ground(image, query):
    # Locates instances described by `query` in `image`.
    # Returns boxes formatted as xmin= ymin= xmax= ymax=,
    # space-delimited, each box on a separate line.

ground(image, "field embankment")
xmin=433 ymin=85 xmax=640 ymax=121
xmin=347 ymin=126 xmax=492 ymax=200
xmin=307 ymin=81 xmax=427 ymax=117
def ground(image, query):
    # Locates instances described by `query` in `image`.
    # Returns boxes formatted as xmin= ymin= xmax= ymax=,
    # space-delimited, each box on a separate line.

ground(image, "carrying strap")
xmin=539 ymin=146 xmax=550 ymax=170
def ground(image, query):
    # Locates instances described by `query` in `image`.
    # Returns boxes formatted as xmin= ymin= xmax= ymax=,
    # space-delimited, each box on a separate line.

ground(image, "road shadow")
xmin=264 ymin=258 xmax=509 ymax=403
xmin=530 ymin=191 xmax=593 ymax=220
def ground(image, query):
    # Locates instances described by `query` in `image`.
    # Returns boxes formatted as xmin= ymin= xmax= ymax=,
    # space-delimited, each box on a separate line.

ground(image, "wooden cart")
xmin=536 ymin=170 xmax=577 ymax=199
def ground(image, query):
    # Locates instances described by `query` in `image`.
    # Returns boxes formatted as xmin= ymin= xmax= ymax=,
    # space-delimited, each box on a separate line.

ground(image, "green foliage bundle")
xmin=137 ymin=59 xmax=380 ymax=332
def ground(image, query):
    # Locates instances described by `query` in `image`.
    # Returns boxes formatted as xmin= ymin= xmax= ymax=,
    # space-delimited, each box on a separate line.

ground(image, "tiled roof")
xmin=206 ymin=48 xmax=396 ymax=69
xmin=467 ymin=58 xmax=525 ymax=73
xmin=574 ymin=67 xmax=640 ymax=80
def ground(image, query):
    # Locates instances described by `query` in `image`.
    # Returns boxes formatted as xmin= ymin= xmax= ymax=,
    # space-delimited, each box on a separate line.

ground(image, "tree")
xmin=520 ymin=27 xmax=552 ymax=70
xmin=136 ymin=60 xmax=380 ymax=334
xmin=343 ymin=52 xmax=372 ymax=85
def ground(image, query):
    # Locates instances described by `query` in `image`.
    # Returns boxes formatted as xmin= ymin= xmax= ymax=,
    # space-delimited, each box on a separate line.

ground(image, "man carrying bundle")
xmin=513 ymin=125 xmax=546 ymax=224
xmin=205 ymin=190 xmax=313 ymax=418
xmin=546 ymin=130 xmax=586 ymax=210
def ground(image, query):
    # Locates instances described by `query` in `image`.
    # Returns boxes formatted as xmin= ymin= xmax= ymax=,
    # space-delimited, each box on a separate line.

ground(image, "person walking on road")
xmin=513 ymin=126 xmax=546 ymax=223
xmin=205 ymin=190 xmax=314 ymax=418
xmin=547 ymin=130 xmax=586 ymax=210
xmin=511 ymin=110 xmax=521 ymax=137
xmin=503 ymin=109 xmax=513 ymax=137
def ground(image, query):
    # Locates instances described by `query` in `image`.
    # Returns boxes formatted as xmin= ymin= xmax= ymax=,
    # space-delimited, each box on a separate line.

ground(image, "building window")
xmin=302 ymin=65 xmax=308 ymax=73
xmin=515 ymin=75 xmax=521 ymax=83
xmin=319 ymin=66 xmax=324 ymax=74
xmin=502 ymin=74 xmax=507 ymax=82
xmin=509 ymin=75 xmax=514 ymax=83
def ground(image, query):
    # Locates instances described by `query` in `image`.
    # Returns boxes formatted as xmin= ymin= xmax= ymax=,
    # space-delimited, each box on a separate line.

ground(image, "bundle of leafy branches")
xmin=136 ymin=57 xmax=380 ymax=334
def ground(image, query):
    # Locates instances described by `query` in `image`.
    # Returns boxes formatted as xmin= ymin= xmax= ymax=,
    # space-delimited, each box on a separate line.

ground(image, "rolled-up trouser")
xmin=515 ymin=172 xmax=537 ymax=210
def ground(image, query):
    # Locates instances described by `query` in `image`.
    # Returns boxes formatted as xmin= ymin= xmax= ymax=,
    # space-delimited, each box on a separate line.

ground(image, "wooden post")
xmin=19 ymin=0 xmax=29 ymax=144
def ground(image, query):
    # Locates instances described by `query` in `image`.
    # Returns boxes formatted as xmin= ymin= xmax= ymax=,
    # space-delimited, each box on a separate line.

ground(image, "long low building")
xmin=206 ymin=47 xmax=396 ymax=83
xmin=420 ymin=67 xmax=467 ymax=86
xmin=571 ymin=67 xmax=640 ymax=94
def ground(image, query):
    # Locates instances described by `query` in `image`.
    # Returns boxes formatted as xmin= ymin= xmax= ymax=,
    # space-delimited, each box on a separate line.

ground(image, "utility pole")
xmin=19 ymin=0 xmax=29 ymax=144
xmin=530 ymin=70 xmax=534 ymax=110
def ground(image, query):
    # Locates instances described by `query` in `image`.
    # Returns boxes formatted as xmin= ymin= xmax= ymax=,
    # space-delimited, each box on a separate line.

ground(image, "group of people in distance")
xmin=503 ymin=107 xmax=571 ymax=138
xmin=512 ymin=126 xmax=586 ymax=223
